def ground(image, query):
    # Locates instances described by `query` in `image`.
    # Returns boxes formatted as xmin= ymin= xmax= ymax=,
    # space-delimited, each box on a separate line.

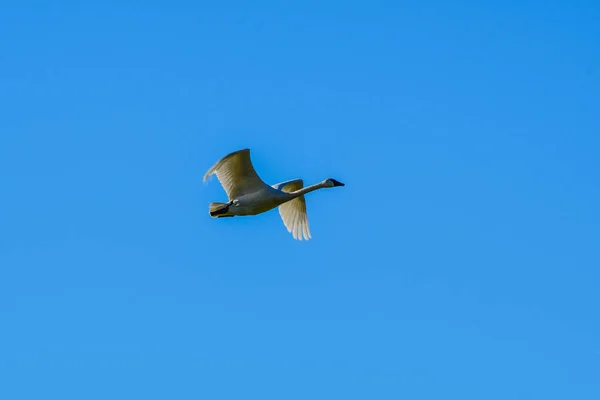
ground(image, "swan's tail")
xmin=209 ymin=202 xmax=231 ymax=217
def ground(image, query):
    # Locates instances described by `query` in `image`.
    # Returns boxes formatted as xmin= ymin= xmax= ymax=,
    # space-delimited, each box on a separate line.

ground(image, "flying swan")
xmin=203 ymin=148 xmax=344 ymax=240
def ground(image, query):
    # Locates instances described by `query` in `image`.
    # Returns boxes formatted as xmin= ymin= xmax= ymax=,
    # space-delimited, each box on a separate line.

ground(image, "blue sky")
xmin=1 ymin=1 xmax=599 ymax=399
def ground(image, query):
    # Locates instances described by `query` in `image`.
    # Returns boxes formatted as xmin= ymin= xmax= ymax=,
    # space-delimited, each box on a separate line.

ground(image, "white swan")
xmin=203 ymin=148 xmax=345 ymax=240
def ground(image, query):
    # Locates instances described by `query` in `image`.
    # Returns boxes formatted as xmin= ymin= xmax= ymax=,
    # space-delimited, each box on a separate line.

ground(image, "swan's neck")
xmin=289 ymin=181 xmax=328 ymax=198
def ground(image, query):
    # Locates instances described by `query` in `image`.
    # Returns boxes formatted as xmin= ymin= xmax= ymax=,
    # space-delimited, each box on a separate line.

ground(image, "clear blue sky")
xmin=1 ymin=1 xmax=599 ymax=399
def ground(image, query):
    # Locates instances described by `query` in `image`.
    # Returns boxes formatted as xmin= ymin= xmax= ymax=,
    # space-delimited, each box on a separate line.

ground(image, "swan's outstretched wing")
xmin=273 ymin=179 xmax=311 ymax=241
xmin=203 ymin=149 xmax=269 ymax=200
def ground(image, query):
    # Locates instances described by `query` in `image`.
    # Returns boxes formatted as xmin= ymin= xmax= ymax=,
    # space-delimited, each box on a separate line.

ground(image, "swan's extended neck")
xmin=289 ymin=181 xmax=328 ymax=198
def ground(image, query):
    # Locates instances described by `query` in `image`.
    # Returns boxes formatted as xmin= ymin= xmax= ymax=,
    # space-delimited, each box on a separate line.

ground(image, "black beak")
xmin=331 ymin=179 xmax=345 ymax=187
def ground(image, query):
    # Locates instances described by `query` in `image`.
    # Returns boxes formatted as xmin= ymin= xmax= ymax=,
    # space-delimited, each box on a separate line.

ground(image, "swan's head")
xmin=325 ymin=178 xmax=345 ymax=187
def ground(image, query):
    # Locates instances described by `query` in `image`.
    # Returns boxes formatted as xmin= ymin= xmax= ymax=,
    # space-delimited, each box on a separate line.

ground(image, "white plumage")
xmin=203 ymin=148 xmax=344 ymax=240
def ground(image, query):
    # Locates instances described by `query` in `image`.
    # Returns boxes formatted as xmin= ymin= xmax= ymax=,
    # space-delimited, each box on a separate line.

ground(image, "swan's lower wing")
xmin=278 ymin=197 xmax=311 ymax=240
xmin=272 ymin=178 xmax=302 ymax=192
xmin=203 ymin=148 xmax=268 ymax=200
xmin=274 ymin=179 xmax=311 ymax=241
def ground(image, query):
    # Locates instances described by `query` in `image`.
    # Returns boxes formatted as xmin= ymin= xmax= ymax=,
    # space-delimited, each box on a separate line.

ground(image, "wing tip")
xmin=226 ymin=148 xmax=251 ymax=158
xmin=289 ymin=223 xmax=311 ymax=241
xmin=203 ymin=148 xmax=251 ymax=183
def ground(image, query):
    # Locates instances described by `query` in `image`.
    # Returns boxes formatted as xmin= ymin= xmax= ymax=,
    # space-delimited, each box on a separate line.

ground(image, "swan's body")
xmin=203 ymin=148 xmax=344 ymax=240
